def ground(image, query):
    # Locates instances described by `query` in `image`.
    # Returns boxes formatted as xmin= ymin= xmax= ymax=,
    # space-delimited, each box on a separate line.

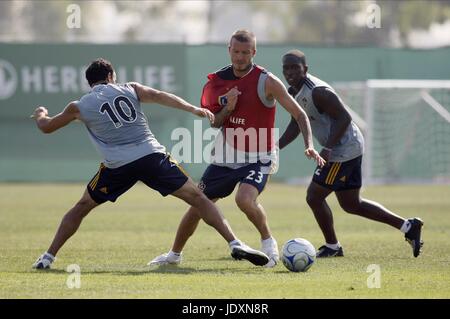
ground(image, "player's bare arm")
xmin=266 ymin=74 xmax=325 ymax=167
xmin=32 ymin=101 xmax=80 ymax=134
xmin=312 ymin=87 xmax=352 ymax=161
xmin=130 ymin=82 xmax=214 ymax=123
xmin=210 ymin=86 xmax=241 ymax=128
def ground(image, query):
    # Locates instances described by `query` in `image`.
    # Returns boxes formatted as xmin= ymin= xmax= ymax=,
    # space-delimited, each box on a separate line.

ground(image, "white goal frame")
xmin=333 ymin=80 xmax=450 ymax=184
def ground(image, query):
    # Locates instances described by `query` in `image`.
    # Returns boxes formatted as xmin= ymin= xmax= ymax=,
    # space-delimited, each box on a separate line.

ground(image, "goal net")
xmin=333 ymin=80 xmax=450 ymax=184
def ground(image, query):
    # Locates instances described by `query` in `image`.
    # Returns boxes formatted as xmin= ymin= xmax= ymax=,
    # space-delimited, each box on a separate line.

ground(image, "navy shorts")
xmin=312 ymin=155 xmax=362 ymax=191
xmin=87 ymin=152 xmax=189 ymax=204
xmin=198 ymin=162 xmax=272 ymax=199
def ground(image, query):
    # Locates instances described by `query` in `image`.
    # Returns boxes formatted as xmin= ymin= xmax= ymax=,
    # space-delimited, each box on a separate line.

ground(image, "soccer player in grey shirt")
xmin=31 ymin=58 xmax=269 ymax=269
xmin=278 ymin=50 xmax=424 ymax=258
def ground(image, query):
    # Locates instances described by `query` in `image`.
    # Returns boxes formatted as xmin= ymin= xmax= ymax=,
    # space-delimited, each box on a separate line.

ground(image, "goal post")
xmin=333 ymin=80 xmax=450 ymax=185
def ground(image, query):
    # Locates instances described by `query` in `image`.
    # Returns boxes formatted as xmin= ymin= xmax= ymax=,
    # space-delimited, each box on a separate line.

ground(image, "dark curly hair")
xmin=85 ymin=58 xmax=114 ymax=87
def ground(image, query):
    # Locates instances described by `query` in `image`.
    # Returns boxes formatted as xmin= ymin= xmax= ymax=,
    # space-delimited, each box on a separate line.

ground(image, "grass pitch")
xmin=0 ymin=183 xmax=449 ymax=298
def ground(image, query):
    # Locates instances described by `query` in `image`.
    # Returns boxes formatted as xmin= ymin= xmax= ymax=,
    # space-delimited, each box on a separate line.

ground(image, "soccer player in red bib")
xmin=150 ymin=30 xmax=325 ymax=268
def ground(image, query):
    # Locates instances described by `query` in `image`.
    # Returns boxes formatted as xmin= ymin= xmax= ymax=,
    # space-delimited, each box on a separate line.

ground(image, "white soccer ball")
xmin=281 ymin=238 xmax=316 ymax=272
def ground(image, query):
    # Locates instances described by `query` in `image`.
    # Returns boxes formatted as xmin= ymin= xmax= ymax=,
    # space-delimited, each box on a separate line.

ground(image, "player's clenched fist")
xmin=32 ymin=106 xmax=48 ymax=119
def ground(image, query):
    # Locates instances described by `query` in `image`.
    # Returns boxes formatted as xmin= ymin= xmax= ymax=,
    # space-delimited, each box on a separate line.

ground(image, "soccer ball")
xmin=281 ymin=238 xmax=316 ymax=272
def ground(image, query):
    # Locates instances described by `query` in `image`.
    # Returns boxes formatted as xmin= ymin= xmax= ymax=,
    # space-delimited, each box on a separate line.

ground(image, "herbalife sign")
xmin=0 ymin=44 xmax=184 ymax=101
xmin=0 ymin=59 xmax=179 ymax=100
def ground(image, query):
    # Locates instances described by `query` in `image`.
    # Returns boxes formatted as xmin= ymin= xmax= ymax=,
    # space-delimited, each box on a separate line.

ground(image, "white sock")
xmin=168 ymin=250 xmax=181 ymax=257
xmin=400 ymin=220 xmax=411 ymax=233
xmin=45 ymin=252 xmax=55 ymax=260
xmin=325 ymin=242 xmax=341 ymax=250
xmin=229 ymin=239 xmax=242 ymax=248
xmin=261 ymin=237 xmax=274 ymax=244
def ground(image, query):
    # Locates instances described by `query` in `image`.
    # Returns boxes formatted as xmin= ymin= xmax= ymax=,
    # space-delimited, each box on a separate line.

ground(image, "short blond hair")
xmin=229 ymin=29 xmax=256 ymax=49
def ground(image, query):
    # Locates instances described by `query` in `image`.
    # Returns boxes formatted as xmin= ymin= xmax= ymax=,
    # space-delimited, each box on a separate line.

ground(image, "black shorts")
xmin=198 ymin=162 xmax=272 ymax=199
xmin=312 ymin=155 xmax=362 ymax=191
xmin=87 ymin=152 xmax=189 ymax=204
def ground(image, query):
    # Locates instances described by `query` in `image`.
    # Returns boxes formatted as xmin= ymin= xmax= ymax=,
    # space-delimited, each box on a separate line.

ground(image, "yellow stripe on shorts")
xmin=89 ymin=164 xmax=104 ymax=190
xmin=325 ymin=163 xmax=341 ymax=185
xmin=324 ymin=163 xmax=336 ymax=185
xmin=168 ymin=155 xmax=189 ymax=177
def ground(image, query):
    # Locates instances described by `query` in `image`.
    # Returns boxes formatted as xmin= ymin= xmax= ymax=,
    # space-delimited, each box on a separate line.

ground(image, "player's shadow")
xmin=26 ymin=265 xmax=259 ymax=275
xmin=146 ymin=265 xmax=211 ymax=274
xmin=24 ymin=267 xmax=198 ymax=275
xmin=144 ymin=264 xmax=265 ymax=275
xmin=29 ymin=269 xmax=68 ymax=274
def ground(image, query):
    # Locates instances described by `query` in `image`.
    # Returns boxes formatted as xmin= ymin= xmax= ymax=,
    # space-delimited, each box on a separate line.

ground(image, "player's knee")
xmin=340 ymin=201 xmax=360 ymax=214
xmin=74 ymin=198 xmax=97 ymax=216
xmin=196 ymin=193 xmax=211 ymax=209
xmin=306 ymin=193 xmax=321 ymax=209
xmin=235 ymin=194 xmax=255 ymax=213
xmin=188 ymin=187 xmax=209 ymax=208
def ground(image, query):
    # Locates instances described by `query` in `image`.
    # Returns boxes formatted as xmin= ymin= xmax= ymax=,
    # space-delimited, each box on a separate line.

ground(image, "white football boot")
xmin=261 ymin=237 xmax=279 ymax=268
xmin=148 ymin=251 xmax=182 ymax=266
xmin=32 ymin=252 xmax=55 ymax=269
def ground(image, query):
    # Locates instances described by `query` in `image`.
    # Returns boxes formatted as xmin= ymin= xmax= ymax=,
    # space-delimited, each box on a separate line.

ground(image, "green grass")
xmin=0 ymin=183 xmax=449 ymax=298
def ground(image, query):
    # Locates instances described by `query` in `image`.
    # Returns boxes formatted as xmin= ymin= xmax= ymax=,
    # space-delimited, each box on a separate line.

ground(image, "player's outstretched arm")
xmin=32 ymin=102 xmax=79 ymax=134
xmin=130 ymin=82 xmax=214 ymax=123
xmin=266 ymin=75 xmax=325 ymax=167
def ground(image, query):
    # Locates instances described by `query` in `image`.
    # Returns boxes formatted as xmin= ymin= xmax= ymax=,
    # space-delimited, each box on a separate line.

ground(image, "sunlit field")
xmin=0 ymin=183 xmax=448 ymax=298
